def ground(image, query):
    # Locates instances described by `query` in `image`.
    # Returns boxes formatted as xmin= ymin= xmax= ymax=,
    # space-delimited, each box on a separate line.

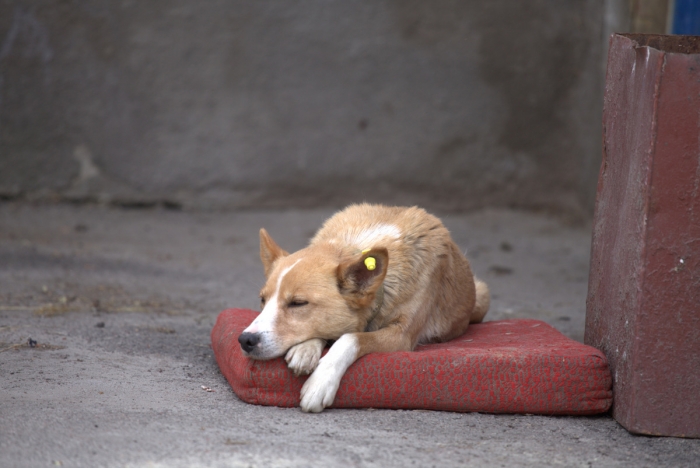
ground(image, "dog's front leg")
xmin=285 ymin=338 xmax=325 ymax=376
xmin=299 ymin=334 xmax=358 ymax=413
xmin=300 ymin=325 xmax=412 ymax=413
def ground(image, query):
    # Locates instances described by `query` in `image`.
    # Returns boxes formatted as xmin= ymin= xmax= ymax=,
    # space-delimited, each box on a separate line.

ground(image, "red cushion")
xmin=212 ymin=309 xmax=612 ymax=414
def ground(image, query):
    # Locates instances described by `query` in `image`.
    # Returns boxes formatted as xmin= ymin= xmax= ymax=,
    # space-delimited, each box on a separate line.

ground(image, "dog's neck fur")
xmin=366 ymin=284 xmax=385 ymax=330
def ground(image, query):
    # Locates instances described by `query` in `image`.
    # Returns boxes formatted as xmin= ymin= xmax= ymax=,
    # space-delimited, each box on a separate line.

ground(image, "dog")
xmin=238 ymin=204 xmax=490 ymax=412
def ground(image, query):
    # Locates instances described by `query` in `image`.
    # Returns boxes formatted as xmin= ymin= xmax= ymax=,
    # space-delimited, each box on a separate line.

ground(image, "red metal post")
xmin=586 ymin=34 xmax=700 ymax=438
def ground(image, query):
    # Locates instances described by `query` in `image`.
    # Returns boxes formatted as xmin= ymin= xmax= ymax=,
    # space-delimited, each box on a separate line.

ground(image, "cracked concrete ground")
xmin=1 ymin=202 xmax=698 ymax=468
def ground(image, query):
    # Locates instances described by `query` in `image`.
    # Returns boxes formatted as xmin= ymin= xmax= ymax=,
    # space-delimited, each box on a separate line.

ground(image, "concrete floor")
xmin=1 ymin=202 xmax=698 ymax=467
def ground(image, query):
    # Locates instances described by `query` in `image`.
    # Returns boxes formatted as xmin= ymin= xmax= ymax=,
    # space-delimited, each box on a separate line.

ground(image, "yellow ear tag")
xmin=364 ymin=256 xmax=376 ymax=271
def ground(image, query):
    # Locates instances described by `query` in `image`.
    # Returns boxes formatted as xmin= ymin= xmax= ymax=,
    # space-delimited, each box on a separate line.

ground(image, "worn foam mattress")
xmin=212 ymin=309 xmax=612 ymax=414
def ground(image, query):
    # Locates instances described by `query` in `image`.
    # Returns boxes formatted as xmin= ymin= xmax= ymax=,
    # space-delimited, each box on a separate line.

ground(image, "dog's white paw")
xmin=285 ymin=339 xmax=324 ymax=376
xmin=298 ymin=334 xmax=359 ymax=413
xmin=300 ymin=367 xmax=341 ymax=413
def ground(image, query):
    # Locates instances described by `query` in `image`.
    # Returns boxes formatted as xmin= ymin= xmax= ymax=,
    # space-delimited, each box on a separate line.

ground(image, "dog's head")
xmin=238 ymin=228 xmax=388 ymax=359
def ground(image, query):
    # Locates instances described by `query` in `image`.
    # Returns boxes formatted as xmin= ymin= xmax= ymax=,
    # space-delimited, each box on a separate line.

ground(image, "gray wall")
xmin=0 ymin=1 xmax=604 ymax=215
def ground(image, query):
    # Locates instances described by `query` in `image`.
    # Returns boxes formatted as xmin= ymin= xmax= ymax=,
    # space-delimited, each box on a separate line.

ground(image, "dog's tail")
xmin=470 ymin=278 xmax=490 ymax=323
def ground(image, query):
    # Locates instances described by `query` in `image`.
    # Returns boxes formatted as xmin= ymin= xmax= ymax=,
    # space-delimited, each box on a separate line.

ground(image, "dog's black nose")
xmin=238 ymin=332 xmax=261 ymax=353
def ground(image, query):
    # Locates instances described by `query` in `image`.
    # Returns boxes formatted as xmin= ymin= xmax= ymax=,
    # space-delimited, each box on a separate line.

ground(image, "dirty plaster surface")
xmin=0 ymin=202 xmax=698 ymax=468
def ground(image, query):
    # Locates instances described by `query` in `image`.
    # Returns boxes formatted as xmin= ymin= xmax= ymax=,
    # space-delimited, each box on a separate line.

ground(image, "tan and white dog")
xmin=238 ymin=204 xmax=489 ymax=413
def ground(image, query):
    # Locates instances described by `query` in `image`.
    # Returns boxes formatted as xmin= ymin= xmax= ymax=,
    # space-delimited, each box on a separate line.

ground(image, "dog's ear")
xmin=337 ymin=247 xmax=388 ymax=309
xmin=260 ymin=228 xmax=289 ymax=277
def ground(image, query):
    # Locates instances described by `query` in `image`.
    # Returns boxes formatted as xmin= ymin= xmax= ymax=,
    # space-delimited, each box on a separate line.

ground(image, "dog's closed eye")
xmin=288 ymin=300 xmax=309 ymax=308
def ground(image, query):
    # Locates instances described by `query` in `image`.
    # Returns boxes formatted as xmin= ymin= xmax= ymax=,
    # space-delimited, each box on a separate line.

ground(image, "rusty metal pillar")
xmin=586 ymin=34 xmax=700 ymax=438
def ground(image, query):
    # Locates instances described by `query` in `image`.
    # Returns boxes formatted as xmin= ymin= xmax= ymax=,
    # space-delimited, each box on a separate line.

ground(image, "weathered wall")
xmin=0 ymin=1 xmax=603 ymax=214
